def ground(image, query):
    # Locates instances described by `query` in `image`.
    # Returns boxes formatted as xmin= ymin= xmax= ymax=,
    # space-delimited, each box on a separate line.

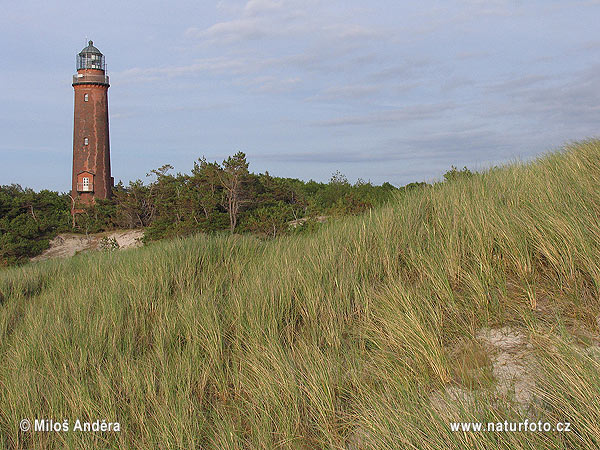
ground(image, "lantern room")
xmin=76 ymin=40 xmax=106 ymax=71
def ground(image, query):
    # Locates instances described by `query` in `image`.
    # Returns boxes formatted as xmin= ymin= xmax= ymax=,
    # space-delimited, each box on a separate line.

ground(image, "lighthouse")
xmin=71 ymin=40 xmax=113 ymax=207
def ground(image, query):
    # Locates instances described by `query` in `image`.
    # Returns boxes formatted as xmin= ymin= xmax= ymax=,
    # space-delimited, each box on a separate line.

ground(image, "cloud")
xmin=185 ymin=0 xmax=314 ymax=44
xmin=186 ymin=0 xmax=379 ymax=46
xmin=251 ymin=148 xmax=417 ymax=164
xmin=110 ymin=112 xmax=136 ymax=120
xmin=248 ymin=125 xmax=509 ymax=168
xmin=186 ymin=18 xmax=269 ymax=42
xmin=118 ymin=1 xmax=391 ymax=104
xmin=441 ymin=76 xmax=476 ymax=93
xmin=321 ymin=23 xmax=379 ymax=40
xmin=366 ymin=59 xmax=431 ymax=82
xmin=485 ymin=75 xmax=551 ymax=94
xmin=455 ymin=51 xmax=490 ymax=60
xmin=313 ymin=103 xmax=456 ymax=127
xmin=243 ymin=0 xmax=285 ymax=16
xmin=242 ymin=75 xmax=302 ymax=93
xmin=479 ymin=65 xmax=600 ymax=130
xmin=306 ymin=84 xmax=380 ymax=102
xmin=113 ymin=57 xmax=253 ymax=83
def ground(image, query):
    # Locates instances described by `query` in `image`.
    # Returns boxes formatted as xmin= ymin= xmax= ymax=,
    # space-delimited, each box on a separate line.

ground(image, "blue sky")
xmin=1 ymin=0 xmax=599 ymax=191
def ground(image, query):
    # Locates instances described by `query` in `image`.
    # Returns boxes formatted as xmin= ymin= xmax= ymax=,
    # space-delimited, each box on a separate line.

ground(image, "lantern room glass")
xmin=77 ymin=53 xmax=105 ymax=71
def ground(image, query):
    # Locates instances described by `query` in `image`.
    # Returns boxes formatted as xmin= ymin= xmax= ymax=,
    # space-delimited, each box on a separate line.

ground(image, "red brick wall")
xmin=72 ymin=69 xmax=112 ymax=205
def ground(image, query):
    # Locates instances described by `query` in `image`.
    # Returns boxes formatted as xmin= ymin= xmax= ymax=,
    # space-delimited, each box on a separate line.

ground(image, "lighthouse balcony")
xmin=77 ymin=183 xmax=94 ymax=192
xmin=73 ymin=74 xmax=109 ymax=86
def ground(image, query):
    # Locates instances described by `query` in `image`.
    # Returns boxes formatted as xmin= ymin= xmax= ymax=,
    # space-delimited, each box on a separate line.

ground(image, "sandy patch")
xmin=476 ymin=327 xmax=536 ymax=409
xmin=31 ymin=229 xmax=144 ymax=262
xmin=431 ymin=326 xmax=536 ymax=419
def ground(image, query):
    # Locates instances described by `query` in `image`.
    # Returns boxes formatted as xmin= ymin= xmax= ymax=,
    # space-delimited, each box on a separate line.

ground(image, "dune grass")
xmin=1 ymin=140 xmax=600 ymax=449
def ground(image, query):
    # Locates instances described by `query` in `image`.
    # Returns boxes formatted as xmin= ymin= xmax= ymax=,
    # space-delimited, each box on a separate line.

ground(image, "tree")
xmin=113 ymin=180 xmax=154 ymax=228
xmin=330 ymin=170 xmax=349 ymax=186
xmin=219 ymin=152 xmax=250 ymax=233
xmin=191 ymin=157 xmax=222 ymax=221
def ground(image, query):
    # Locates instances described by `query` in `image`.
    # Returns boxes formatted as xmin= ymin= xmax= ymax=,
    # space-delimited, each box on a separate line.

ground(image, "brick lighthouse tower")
xmin=71 ymin=40 xmax=113 ymax=206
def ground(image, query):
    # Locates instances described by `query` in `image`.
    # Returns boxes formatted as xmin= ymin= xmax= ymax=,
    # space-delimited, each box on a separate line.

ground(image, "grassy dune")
xmin=1 ymin=140 xmax=600 ymax=449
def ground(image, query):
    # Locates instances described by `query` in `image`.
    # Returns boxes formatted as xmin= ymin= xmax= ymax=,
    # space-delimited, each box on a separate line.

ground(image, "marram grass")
xmin=2 ymin=140 xmax=600 ymax=449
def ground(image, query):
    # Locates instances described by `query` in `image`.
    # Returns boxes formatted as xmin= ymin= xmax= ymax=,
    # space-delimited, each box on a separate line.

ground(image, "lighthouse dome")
xmin=77 ymin=40 xmax=105 ymax=71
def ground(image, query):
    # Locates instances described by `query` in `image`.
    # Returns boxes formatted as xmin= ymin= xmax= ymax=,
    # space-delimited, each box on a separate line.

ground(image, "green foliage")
xmin=120 ymin=153 xmax=401 ymax=241
xmin=245 ymin=202 xmax=293 ymax=237
xmin=112 ymin=180 xmax=155 ymax=228
xmin=0 ymin=185 xmax=71 ymax=265
xmin=403 ymin=181 xmax=428 ymax=191
xmin=73 ymin=198 xmax=116 ymax=234
xmin=191 ymin=157 xmax=222 ymax=223
xmin=443 ymin=165 xmax=474 ymax=182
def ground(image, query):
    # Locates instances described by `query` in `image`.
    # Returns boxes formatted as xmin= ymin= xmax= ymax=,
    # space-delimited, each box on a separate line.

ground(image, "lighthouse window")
xmin=84 ymin=93 xmax=89 ymax=102
xmin=84 ymin=137 xmax=89 ymax=146
xmin=82 ymin=177 xmax=90 ymax=188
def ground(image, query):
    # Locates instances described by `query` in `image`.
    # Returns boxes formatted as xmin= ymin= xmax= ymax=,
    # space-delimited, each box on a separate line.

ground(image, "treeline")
xmin=78 ymin=152 xmax=406 ymax=240
xmin=2 ymin=152 xmax=428 ymax=265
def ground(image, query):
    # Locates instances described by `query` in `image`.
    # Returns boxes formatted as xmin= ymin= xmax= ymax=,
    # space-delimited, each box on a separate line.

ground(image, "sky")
xmin=1 ymin=0 xmax=599 ymax=191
